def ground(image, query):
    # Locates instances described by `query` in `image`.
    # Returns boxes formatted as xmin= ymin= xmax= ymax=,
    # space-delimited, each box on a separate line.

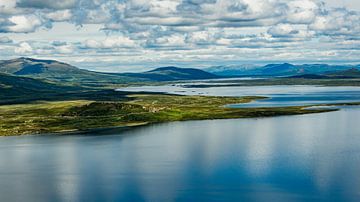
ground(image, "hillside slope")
xmin=0 ymin=73 xmax=80 ymax=102
xmin=122 ymin=66 xmax=220 ymax=81
xmin=0 ymin=58 xmax=141 ymax=85
xmin=0 ymin=58 xmax=221 ymax=84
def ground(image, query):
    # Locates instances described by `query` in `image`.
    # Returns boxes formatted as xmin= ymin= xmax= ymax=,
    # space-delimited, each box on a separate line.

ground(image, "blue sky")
xmin=0 ymin=0 xmax=360 ymax=72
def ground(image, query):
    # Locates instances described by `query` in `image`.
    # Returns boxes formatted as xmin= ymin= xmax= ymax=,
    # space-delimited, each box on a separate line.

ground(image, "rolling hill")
xmin=0 ymin=72 xmax=81 ymax=103
xmin=0 ymin=57 xmax=80 ymax=75
xmin=0 ymin=73 xmax=76 ymax=93
xmin=0 ymin=58 xmax=220 ymax=84
xmin=0 ymin=58 xmax=143 ymax=85
xmin=0 ymin=72 xmax=152 ymax=104
xmin=122 ymin=66 xmax=220 ymax=81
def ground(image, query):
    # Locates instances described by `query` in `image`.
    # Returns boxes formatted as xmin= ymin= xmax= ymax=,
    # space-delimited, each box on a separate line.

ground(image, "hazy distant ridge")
xmin=206 ymin=63 xmax=360 ymax=76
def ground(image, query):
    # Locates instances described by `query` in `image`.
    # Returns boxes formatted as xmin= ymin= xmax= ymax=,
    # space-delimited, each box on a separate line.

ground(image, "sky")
xmin=0 ymin=0 xmax=360 ymax=72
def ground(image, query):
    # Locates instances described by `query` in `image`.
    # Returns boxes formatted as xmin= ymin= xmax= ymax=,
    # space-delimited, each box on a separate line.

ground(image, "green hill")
xmin=0 ymin=73 xmax=79 ymax=103
xmin=0 ymin=58 xmax=141 ymax=86
xmin=0 ymin=58 xmax=220 ymax=85
xmin=122 ymin=66 xmax=220 ymax=81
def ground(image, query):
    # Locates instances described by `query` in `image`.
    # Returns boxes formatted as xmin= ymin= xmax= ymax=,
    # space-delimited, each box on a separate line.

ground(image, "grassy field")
xmin=0 ymin=94 xmax=337 ymax=136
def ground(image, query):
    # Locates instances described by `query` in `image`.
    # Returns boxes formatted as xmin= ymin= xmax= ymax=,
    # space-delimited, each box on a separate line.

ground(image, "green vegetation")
xmin=2 ymin=57 xmax=360 ymax=136
xmin=0 ymin=58 xmax=219 ymax=87
xmin=0 ymin=94 xmax=337 ymax=136
xmin=0 ymin=57 xmax=143 ymax=87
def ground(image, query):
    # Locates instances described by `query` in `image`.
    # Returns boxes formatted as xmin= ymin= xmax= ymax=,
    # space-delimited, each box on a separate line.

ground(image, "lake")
xmin=117 ymin=84 xmax=360 ymax=108
xmin=1 ymin=85 xmax=360 ymax=201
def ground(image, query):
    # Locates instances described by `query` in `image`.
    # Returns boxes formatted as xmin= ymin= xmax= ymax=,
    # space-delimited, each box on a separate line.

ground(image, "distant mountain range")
xmin=122 ymin=66 xmax=219 ymax=81
xmin=290 ymin=68 xmax=360 ymax=79
xmin=204 ymin=64 xmax=259 ymax=76
xmin=206 ymin=63 xmax=360 ymax=77
xmin=0 ymin=58 xmax=222 ymax=103
xmin=3 ymin=57 xmax=360 ymax=105
xmin=1 ymin=58 xmax=360 ymax=93
xmin=0 ymin=58 xmax=220 ymax=85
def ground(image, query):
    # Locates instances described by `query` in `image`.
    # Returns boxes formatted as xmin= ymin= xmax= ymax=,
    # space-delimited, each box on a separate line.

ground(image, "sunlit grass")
xmin=0 ymin=94 xmax=337 ymax=136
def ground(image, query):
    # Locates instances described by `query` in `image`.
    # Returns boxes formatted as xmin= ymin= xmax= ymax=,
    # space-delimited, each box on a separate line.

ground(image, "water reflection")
xmin=1 ymin=108 xmax=360 ymax=201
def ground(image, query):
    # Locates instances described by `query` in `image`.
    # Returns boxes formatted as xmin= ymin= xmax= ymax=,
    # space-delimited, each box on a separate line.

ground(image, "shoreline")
xmin=1 ymin=93 xmax=359 ymax=137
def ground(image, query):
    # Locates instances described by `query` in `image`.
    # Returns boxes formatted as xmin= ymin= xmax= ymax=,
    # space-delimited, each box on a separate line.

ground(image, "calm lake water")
xmin=117 ymin=85 xmax=360 ymax=107
xmin=1 ymin=85 xmax=360 ymax=202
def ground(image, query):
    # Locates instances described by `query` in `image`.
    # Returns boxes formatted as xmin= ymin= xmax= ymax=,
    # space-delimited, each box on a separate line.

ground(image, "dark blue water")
xmin=1 ymin=107 xmax=360 ymax=202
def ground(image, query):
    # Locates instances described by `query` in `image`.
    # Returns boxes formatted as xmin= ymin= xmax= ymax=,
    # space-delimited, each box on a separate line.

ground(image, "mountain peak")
xmin=124 ymin=66 xmax=219 ymax=81
xmin=0 ymin=57 xmax=80 ymax=76
xmin=148 ymin=66 xmax=181 ymax=72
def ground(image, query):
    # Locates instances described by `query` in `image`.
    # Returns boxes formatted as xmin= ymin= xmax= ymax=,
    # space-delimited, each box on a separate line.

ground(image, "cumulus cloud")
xmin=46 ymin=10 xmax=73 ymax=21
xmin=15 ymin=42 xmax=33 ymax=54
xmin=0 ymin=0 xmax=19 ymax=15
xmin=1 ymin=0 xmax=360 ymax=66
xmin=0 ymin=0 xmax=357 ymax=38
xmin=55 ymin=44 xmax=75 ymax=54
xmin=186 ymin=31 xmax=220 ymax=45
xmin=16 ymin=0 xmax=77 ymax=10
xmin=83 ymin=36 xmax=137 ymax=49
xmin=7 ymin=15 xmax=44 ymax=33
xmin=268 ymin=24 xmax=314 ymax=40
xmin=145 ymin=34 xmax=187 ymax=49
xmin=286 ymin=0 xmax=319 ymax=24
xmin=309 ymin=8 xmax=360 ymax=38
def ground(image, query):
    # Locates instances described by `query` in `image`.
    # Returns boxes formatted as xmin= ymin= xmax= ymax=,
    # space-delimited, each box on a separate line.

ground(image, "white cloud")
xmin=15 ymin=42 xmax=33 ymax=54
xmin=146 ymin=34 xmax=187 ymax=49
xmin=83 ymin=39 xmax=102 ymax=49
xmin=1 ymin=0 xmax=360 ymax=67
xmin=268 ymin=24 xmax=314 ymax=40
xmin=46 ymin=10 xmax=73 ymax=22
xmin=55 ymin=44 xmax=75 ymax=54
xmin=7 ymin=15 xmax=43 ymax=33
xmin=0 ymin=0 xmax=19 ymax=15
xmin=186 ymin=31 xmax=219 ymax=45
xmin=309 ymin=8 xmax=360 ymax=37
xmin=286 ymin=0 xmax=318 ymax=24
xmin=84 ymin=36 xmax=136 ymax=49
